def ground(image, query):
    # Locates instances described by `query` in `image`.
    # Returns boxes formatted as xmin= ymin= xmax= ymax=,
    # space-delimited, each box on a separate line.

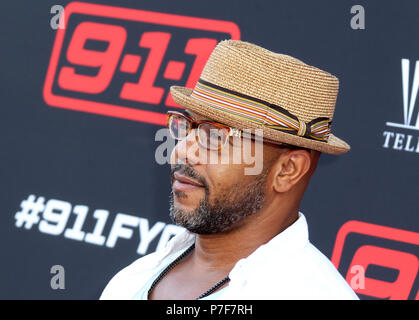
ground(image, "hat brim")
xmin=170 ymin=86 xmax=350 ymax=155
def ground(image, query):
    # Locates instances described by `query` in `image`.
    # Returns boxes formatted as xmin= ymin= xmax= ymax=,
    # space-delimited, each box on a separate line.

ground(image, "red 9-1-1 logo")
xmin=43 ymin=2 xmax=240 ymax=125
xmin=332 ymin=220 xmax=419 ymax=300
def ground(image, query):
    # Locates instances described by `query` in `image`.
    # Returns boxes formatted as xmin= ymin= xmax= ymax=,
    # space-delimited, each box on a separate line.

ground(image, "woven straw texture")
xmin=170 ymin=40 xmax=350 ymax=154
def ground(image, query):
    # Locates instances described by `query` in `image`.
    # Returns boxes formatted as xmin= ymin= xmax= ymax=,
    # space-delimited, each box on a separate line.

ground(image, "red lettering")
xmin=120 ymin=31 xmax=171 ymax=104
xmin=347 ymin=245 xmax=418 ymax=299
xmin=165 ymin=38 xmax=217 ymax=107
xmin=58 ymin=22 xmax=126 ymax=93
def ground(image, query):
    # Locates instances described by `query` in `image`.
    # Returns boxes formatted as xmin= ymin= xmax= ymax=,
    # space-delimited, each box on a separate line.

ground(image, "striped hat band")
xmin=190 ymin=79 xmax=332 ymax=142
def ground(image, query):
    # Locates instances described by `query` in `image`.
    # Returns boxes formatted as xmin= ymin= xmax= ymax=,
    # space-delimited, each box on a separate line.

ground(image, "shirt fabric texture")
xmin=100 ymin=212 xmax=359 ymax=300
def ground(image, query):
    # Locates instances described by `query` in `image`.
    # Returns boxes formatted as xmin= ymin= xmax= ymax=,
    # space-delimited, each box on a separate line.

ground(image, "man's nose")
xmin=170 ymin=129 xmax=204 ymax=166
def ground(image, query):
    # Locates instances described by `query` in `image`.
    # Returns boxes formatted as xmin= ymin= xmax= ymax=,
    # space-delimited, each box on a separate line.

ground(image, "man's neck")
xmin=191 ymin=206 xmax=299 ymax=271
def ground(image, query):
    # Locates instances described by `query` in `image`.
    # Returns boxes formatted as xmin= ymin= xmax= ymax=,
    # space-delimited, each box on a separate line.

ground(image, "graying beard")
xmin=169 ymin=171 xmax=267 ymax=234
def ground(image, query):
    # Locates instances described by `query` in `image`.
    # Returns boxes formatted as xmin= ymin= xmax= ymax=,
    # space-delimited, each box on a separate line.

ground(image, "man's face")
xmin=169 ymin=110 xmax=276 ymax=235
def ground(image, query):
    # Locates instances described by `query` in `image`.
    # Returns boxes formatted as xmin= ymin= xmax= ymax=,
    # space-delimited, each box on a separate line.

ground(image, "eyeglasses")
xmin=167 ymin=111 xmax=242 ymax=151
xmin=166 ymin=111 xmax=310 ymax=152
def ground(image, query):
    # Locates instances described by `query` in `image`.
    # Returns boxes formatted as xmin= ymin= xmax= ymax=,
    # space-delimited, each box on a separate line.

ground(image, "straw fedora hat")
xmin=170 ymin=39 xmax=350 ymax=154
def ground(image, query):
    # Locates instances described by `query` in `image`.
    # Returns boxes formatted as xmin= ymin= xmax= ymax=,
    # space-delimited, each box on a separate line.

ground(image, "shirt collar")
xmin=158 ymin=212 xmax=309 ymax=272
xmin=256 ymin=211 xmax=308 ymax=253
xmin=228 ymin=211 xmax=309 ymax=279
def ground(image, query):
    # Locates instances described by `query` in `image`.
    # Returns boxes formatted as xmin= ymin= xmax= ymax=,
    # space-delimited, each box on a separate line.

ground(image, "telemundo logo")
xmin=383 ymin=59 xmax=419 ymax=153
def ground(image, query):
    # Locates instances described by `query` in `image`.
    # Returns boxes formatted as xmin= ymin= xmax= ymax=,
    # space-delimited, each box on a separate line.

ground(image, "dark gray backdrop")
xmin=1 ymin=0 xmax=418 ymax=299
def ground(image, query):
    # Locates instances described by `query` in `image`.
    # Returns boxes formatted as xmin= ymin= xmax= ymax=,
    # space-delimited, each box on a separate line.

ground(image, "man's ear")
xmin=271 ymin=150 xmax=312 ymax=193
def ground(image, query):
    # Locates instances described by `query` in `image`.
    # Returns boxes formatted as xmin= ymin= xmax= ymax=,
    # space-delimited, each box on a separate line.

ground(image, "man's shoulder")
xmin=297 ymin=242 xmax=358 ymax=299
xmin=254 ymin=241 xmax=359 ymax=299
xmin=100 ymin=252 xmax=160 ymax=300
xmin=100 ymin=229 xmax=194 ymax=300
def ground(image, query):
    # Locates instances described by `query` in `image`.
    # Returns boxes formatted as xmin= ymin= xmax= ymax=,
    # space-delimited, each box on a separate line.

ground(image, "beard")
xmin=169 ymin=164 xmax=268 ymax=234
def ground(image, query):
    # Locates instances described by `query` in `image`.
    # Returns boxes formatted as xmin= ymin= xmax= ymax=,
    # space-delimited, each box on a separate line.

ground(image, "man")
xmin=100 ymin=40 xmax=358 ymax=300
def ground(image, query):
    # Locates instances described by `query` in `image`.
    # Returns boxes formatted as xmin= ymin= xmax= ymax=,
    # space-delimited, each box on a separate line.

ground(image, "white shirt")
xmin=100 ymin=212 xmax=359 ymax=300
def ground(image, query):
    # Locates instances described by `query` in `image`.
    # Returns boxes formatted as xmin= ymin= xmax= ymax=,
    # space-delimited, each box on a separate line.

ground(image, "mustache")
xmin=171 ymin=164 xmax=209 ymax=190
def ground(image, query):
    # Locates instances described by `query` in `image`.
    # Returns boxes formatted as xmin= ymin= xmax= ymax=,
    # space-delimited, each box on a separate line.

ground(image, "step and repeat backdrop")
xmin=1 ymin=0 xmax=418 ymax=299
